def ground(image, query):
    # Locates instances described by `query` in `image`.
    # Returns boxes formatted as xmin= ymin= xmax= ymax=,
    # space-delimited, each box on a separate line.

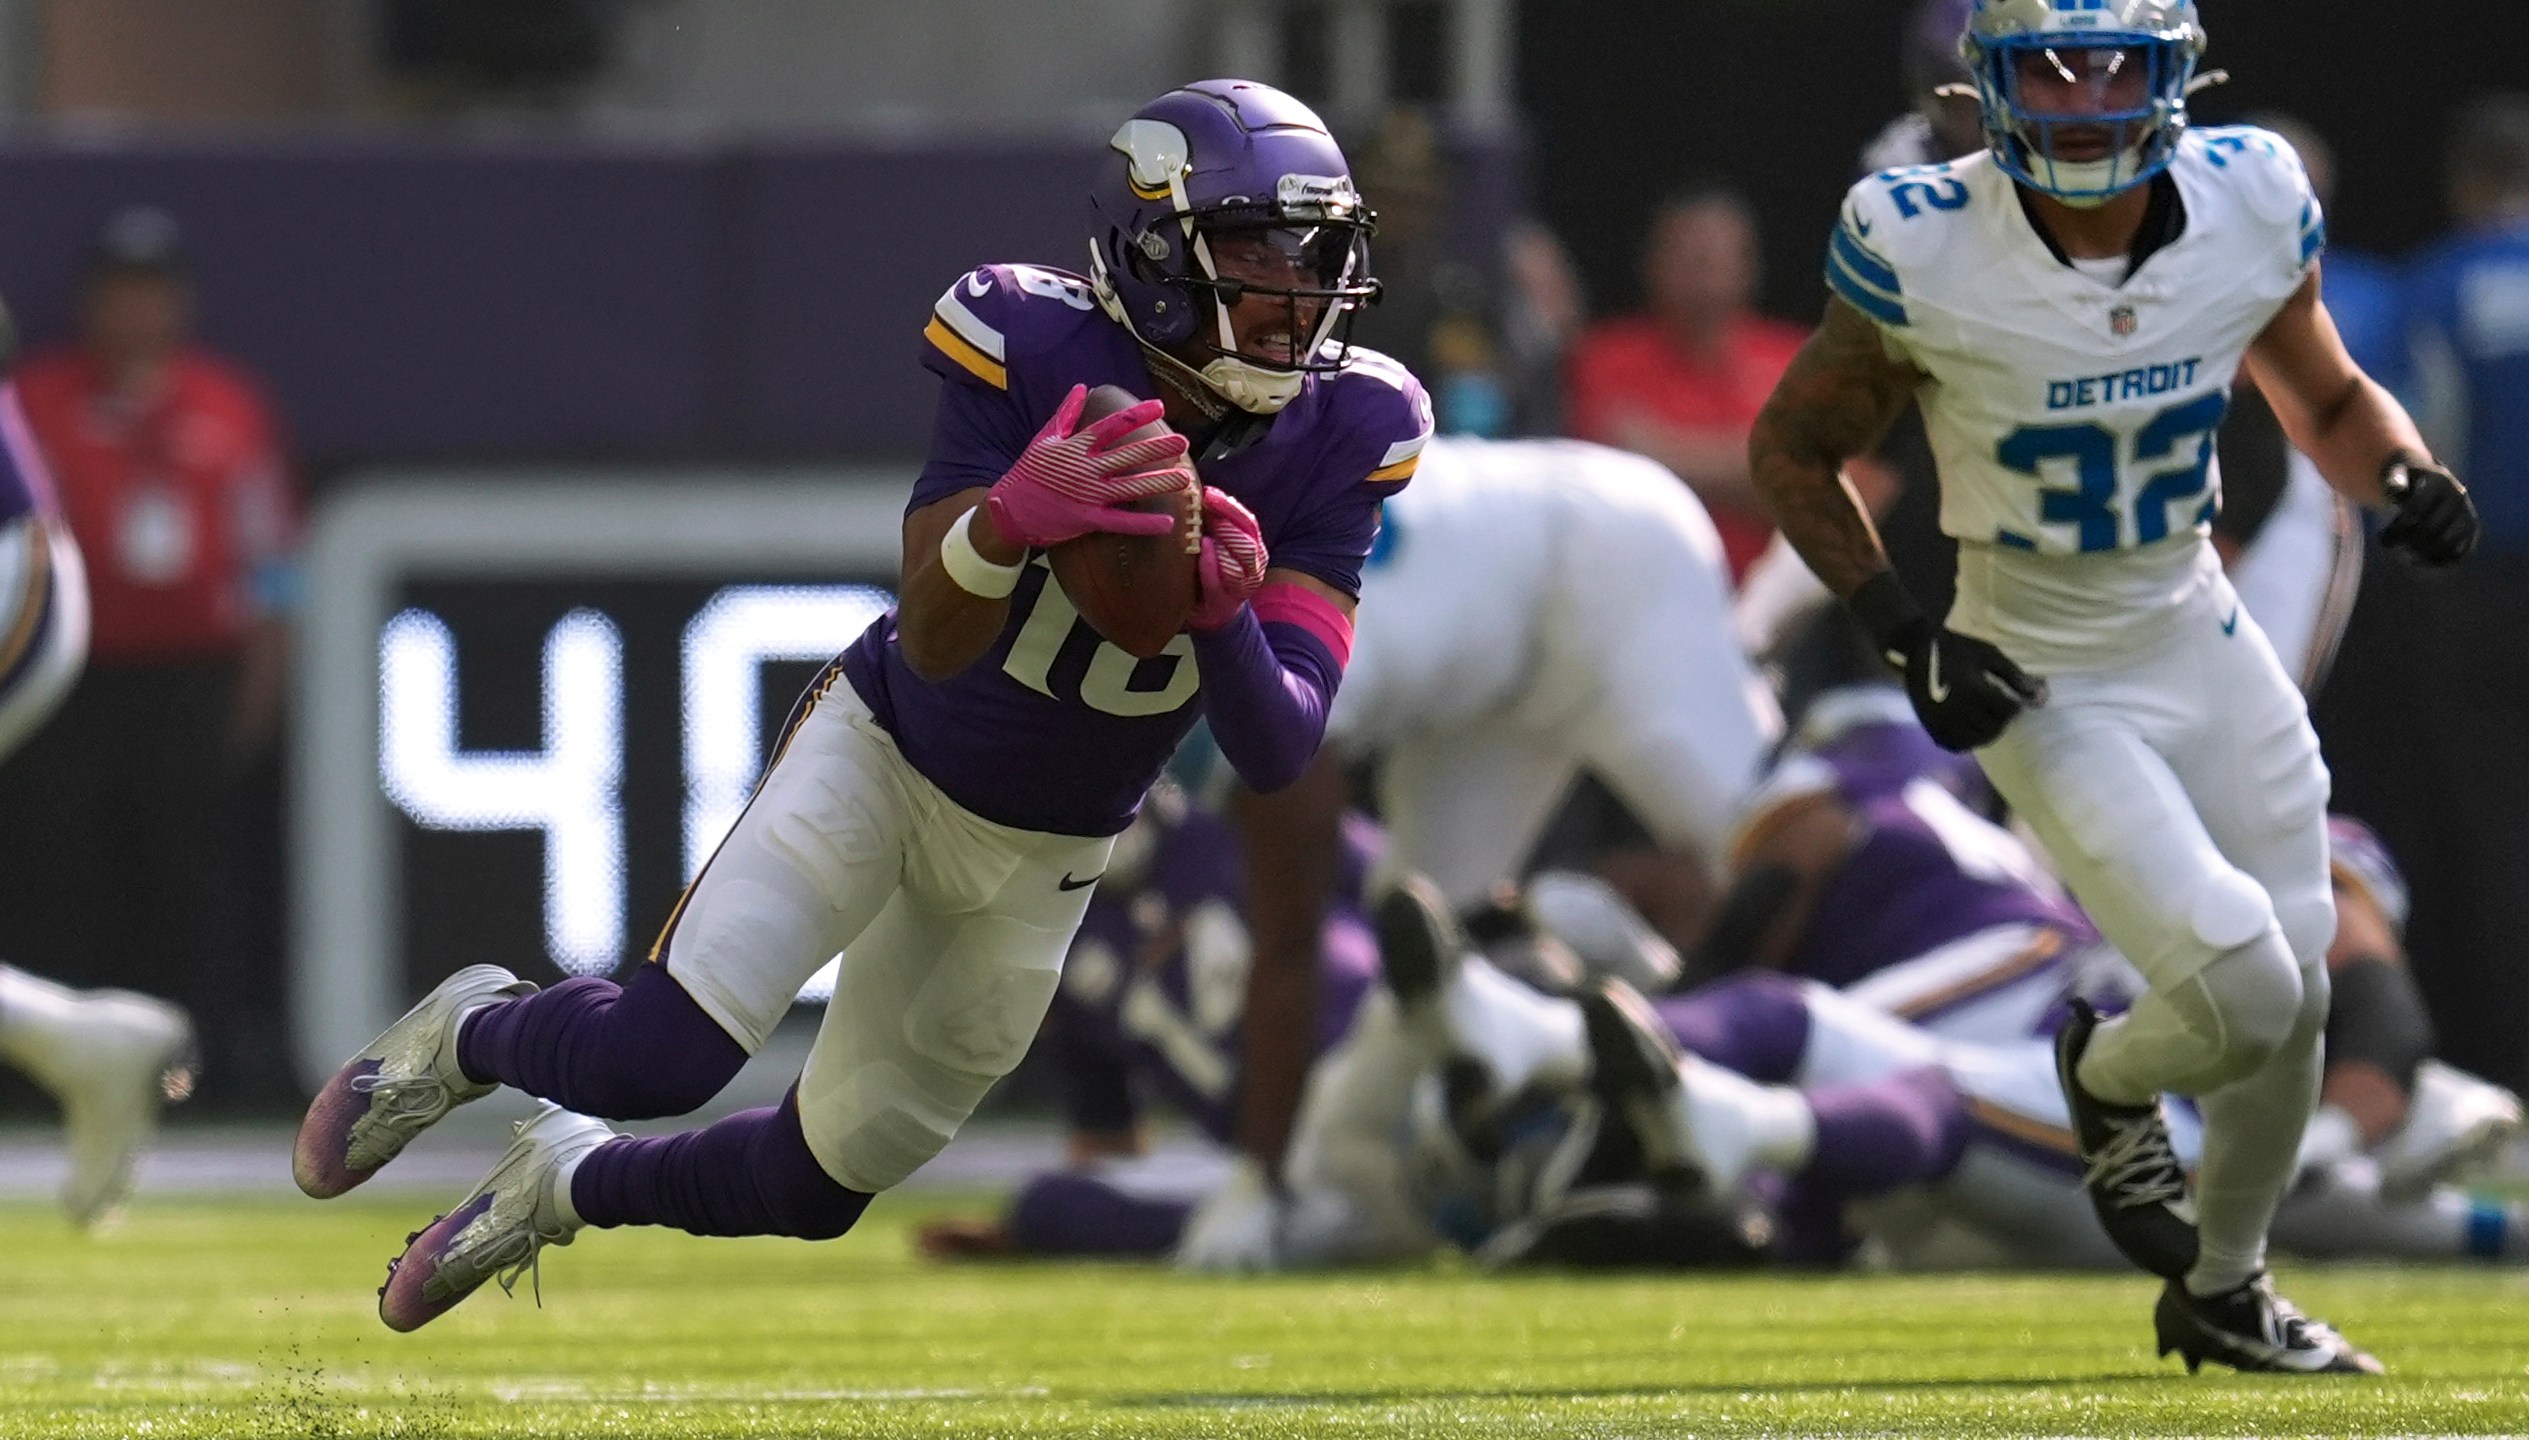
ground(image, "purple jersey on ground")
xmin=1040 ymin=802 xmax=1382 ymax=1146
xmin=1792 ymin=782 xmax=2097 ymax=989
xmin=841 ymin=263 xmax=1430 ymax=836
xmin=1790 ymin=690 xmax=1989 ymax=808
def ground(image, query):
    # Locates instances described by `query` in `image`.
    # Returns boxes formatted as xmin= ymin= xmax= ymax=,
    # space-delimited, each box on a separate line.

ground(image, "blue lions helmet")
xmin=1962 ymin=0 xmax=2206 ymax=204
xmin=1088 ymin=79 xmax=1380 ymax=415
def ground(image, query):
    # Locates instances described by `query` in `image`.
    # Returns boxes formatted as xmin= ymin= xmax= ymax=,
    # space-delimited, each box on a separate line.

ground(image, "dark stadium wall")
xmin=1518 ymin=0 xmax=2515 ymax=327
xmin=0 ymin=134 xmax=1519 ymax=475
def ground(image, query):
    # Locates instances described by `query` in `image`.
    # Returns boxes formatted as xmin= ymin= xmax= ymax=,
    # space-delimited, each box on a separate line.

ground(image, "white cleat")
xmin=2375 ymin=1061 xmax=2525 ymax=1199
xmin=43 ymin=992 xmax=197 ymax=1229
xmin=378 ymin=1103 xmax=615 ymax=1332
xmin=294 ymin=964 xmax=536 ymax=1199
xmin=1669 ymin=1052 xmax=1817 ymax=1196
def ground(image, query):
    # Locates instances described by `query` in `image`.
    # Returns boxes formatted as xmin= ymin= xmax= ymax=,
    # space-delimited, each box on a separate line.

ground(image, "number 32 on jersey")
xmin=1996 ymin=390 xmax=2229 ymax=553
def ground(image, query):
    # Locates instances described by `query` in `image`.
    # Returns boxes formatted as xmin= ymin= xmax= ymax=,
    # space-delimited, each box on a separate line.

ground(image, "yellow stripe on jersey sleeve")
xmin=924 ymin=316 xmax=1007 ymax=390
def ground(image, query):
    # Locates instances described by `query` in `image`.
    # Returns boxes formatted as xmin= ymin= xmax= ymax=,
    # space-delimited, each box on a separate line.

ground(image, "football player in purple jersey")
xmin=0 ymin=313 xmax=196 ymax=1228
xmin=290 ymin=80 xmax=1432 ymax=1332
xmin=1402 ymin=812 xmax=2529 ymax=1274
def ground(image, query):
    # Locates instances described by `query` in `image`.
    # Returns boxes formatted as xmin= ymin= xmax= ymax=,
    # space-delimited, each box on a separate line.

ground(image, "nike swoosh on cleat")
xmin=1925 ymin=649 xmax=1950 ymax=704
xmin=1058 ymin=872 xmax=1103 ymax=892
xmin=2220 ymin=608 xmax=2240 ymax=636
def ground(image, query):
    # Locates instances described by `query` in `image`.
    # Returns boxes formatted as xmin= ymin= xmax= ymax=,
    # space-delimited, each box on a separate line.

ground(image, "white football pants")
xmin=1972 ymin=574 xmax=2334 ymax=997
xmin=661 ymin=681 xmax=1110 ymax=1194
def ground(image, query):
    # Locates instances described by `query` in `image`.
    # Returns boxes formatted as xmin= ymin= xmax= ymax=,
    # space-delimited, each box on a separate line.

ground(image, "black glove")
xmin=2379 ymin=455 xmax=2479 ymax=568
xmin=1846 ymin=571 xmax=2047 ymax=752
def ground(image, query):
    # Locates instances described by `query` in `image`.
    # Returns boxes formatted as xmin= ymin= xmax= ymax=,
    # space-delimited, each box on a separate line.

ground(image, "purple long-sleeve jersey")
xmin=1040 ymin=802 xmax=1382 ymax=1146
xmin=840 ymin=263 xmax=1431 ymax=837
xmin=1748 ymin=716 xmax=2098 ymax=989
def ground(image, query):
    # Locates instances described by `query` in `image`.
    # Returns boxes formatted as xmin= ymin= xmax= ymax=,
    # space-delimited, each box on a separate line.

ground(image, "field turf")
xmin=3 ymin=1194 xmax=2525 ymax=1437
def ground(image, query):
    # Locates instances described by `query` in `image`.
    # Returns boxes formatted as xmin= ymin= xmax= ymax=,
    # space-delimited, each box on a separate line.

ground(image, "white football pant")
xmin=661 ymin=682 xmax=1109 ymax=1194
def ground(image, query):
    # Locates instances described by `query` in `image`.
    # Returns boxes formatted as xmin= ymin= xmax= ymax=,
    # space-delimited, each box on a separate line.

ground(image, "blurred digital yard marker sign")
xmin=292 ymin=473 xmax=908 ymax=1087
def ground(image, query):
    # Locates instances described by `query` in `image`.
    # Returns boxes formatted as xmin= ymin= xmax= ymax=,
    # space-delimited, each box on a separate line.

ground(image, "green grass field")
xmin=4 ymin=1195 xmax=2526 ymax=1438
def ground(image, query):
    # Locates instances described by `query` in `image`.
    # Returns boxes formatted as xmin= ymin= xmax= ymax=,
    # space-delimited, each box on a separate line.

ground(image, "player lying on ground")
xmin=290 ymin=80 xmax=1433 ymax=1331
xmin=1694 ymin=688 xmax=2517 ymax=1221
xmin=1395 ymin=831 xmax=2528 ymax=1277
xmin=1746 ymin=0 xmax=2478 ymax=1373
xmin=1212 ymin=432 xmax=1779 ymax=1268
xmin=915 ymin=783 xmax=1707 ymax=1267
xmin=0 ymin=325 xmax=195 ymax=1229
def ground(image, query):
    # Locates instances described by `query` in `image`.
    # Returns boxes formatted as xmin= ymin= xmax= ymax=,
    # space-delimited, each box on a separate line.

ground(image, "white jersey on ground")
xmin=1829 ymin=127 xmax=2323 ymax=671
xmin=1328 ymin=437 xmax=1779 ymax=901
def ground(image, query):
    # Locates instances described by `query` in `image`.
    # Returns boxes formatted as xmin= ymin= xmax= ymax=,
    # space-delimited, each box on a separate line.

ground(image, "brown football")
xmin=1046 ymin=384 xmax=1201 ymax=660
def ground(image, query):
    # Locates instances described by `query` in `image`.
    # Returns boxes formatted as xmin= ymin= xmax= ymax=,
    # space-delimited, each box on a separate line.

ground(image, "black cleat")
xmin=2056 ymin=999 xmax=2198 ymax=1278
xmin=1576 ymin=979 xmax=1702 ymax=1192
xmin=2155 ymin=1273 xmax=2383 ymax=1375
xmin=1375 ymin=873 xmax=1463 ymax=1013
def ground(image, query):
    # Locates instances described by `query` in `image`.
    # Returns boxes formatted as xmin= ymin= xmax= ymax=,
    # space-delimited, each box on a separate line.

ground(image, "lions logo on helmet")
xmin=1086 ymin=80 xmax=1383 ymax=416
xmin=1961 ymin=0 xmax=2207 ymax=204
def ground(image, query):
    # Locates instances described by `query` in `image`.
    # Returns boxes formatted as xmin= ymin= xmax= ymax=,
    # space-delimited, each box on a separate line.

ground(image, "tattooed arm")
xmin=1747 ymin=296 xmax=1927 ymax=599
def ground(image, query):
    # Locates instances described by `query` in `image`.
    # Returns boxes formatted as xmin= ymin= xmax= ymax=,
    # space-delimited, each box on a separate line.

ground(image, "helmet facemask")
xmin=1189 ymin=210 xmax=1377 ymax=379
xmin=1971 ymin=31 xmax=2197 ymax=204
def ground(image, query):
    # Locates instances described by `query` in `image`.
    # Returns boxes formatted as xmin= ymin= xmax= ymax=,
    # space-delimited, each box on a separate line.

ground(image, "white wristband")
xmin=940 ymin=506 xmax=1024 ymax=599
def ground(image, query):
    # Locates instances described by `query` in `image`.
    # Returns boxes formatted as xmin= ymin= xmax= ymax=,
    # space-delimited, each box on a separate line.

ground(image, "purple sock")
xmin=1659 ymin=973 xmax=1813 ymax=1082
xmin=1006 ymin=1172 xmax=1195 ymax=1258
xmin=571 ymin=1088 xmax=871 ymax=1239
xmin=1799 ymin=1065 xmax=1970 ymax=1199
xmin=457 ymin=963 xmax=748 ymax=1120
xmin=1770 ymin=1179 xmax=1860 ymax=1268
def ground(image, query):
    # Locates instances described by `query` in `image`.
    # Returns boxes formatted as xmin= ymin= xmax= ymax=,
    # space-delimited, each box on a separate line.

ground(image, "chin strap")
xmin=2184 ymin=69 xmax=2230 ymax=97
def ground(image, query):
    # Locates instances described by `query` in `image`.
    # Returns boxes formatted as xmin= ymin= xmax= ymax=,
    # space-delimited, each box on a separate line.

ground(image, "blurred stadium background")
xmin=1 ymin=2 xmax=2526 ymax=1434
xmin=0 ymin=0 xmax=2508 ymax=1123
xmin=0 ymin=0 xmax=2515 ymax=1122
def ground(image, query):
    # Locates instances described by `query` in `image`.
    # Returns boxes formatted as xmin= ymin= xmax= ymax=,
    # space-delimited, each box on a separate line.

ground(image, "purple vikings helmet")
xmin=1088 ymin=79 xmax=1381 ymax=415
xmin=2327 ymin=815 xmax=2411 ymax=937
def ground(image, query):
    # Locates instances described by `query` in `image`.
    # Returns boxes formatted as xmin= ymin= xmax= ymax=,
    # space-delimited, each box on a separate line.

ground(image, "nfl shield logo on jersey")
xmin=2110 ymin=304 xmax=2139 ymax=337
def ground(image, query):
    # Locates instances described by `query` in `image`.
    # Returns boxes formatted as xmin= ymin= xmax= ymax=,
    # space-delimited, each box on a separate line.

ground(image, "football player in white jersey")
xmin=1188 ymin=435 xmax=1778 ymax=1267
xmin=1745 ymin=0 xmax=2479 ymax=1374
xmin=0 ymin=320 xmax=195 ymax=1228
xmin=1332 ymin=436 xmax=1780 ymax=904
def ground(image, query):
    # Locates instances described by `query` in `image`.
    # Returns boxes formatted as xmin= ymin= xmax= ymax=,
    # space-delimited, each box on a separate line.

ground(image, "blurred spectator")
xmin=0 ymin=207 xmax=301 ymax=1107
xmin=1564 ymin=185 xmax=1805 ymax=581
xmin=1495 ymin=219 xmax=1588 ymax=436
xmin=2257 ymin=113 xmax=2406 ymax=390
xmin=1352 ymin=107 xmax=1586 ymax=439
xmin=1858 ymin=0 xmax=1985 ymax=174
xmin=1351 ymin=108 xmax=1514 ymax=437
xmin=2375 ymin=94 xmax=2529 ymax=1089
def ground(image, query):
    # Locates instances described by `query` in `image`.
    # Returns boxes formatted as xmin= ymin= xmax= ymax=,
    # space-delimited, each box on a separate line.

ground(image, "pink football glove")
xmin=985 ymin=384 xmax=1192 ymax=550
xmin=1189 ymin=486 xmax=1269 ymax=632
